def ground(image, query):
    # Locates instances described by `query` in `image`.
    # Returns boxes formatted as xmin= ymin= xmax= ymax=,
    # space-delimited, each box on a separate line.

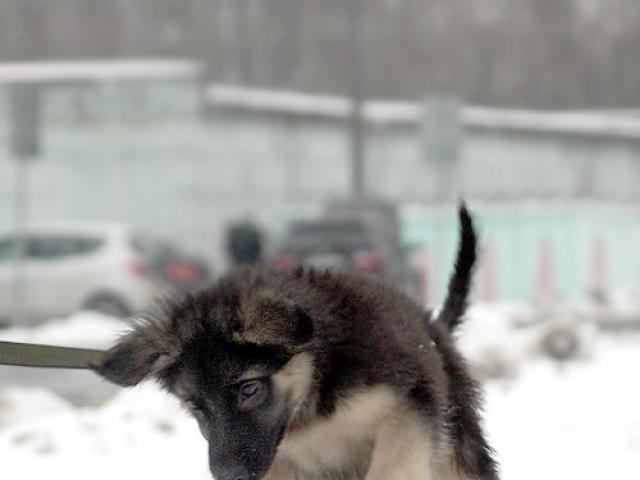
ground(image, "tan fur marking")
xmin=262 ymin=458 xmax=297 ymax=480
xmin=365 ymin=408 xmax=434 ymax=480
xmin=272 ymin=352 xmax=315 ymax=416
xmin=275 ymin=386 xmax=400 ymax=476
xmin=436 ymin=460 xmax=476 ymax=480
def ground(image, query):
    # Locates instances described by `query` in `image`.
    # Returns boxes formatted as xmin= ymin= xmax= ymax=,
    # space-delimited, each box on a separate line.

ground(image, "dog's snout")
xmin=215 ymin=466 xmax=252 ymax=480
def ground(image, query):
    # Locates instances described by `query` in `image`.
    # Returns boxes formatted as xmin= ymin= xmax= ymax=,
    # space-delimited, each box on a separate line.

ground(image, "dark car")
xmin=273 ymin=197 xmax=421 ymax=300
xmin=273 ymin=218 xmax=385 ymax=273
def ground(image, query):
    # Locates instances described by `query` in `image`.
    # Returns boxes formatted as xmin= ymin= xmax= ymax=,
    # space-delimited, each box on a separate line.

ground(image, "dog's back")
xmin=264 ymin=205 xmax=497 ymax=479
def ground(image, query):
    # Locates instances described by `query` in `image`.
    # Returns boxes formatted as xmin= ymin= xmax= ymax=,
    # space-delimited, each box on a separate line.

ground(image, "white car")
xmin=0 ymin=223 xmax=177 ymax=326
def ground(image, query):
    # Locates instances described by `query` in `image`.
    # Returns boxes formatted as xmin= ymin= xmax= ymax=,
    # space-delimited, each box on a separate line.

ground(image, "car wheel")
xmin=83 ymin=294 xmax=130 ymax=318
xmin=542 ymin=327 xmax=579 ymax=361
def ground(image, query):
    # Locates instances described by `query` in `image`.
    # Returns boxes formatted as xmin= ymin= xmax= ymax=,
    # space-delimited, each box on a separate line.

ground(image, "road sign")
xmin=9 ymin=84 xmax=42 ymax=159
xmin=423 ymin=97 xmax=461 ymax=163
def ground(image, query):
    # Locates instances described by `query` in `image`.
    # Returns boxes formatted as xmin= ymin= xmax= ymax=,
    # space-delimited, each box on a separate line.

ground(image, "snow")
xmin=208 ymin=85 xmax=350 ymax=118
xmin=0 ymin=385 xmax=207 ymax=480
xmin=0 ymin=388 xmax=73 ymax=430
xmin=486 ymin=337 xmax=640 ymax=479
xmin=0 ymin=60 xmax=200 ymax=85
xmin=1 ymin=310 xmax=639 ymax=479
xmin=0 ymin=312 xmax=129 ymax=349
xmin=463 ymin=107 xmax=640 ymax=139
xmin=207 ymin=84 xmax=640 ymax=139
xmin=458 ymin=303 xmax=537 ymax=379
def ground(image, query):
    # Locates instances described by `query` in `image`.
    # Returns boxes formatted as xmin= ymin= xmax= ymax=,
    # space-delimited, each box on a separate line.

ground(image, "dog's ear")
xmin=291 ymin=304 xmax=314 ymax=345
xmin=238 ymin=291 xmax=315 ymax=348
xmin=92 ymin=323 xmax=177 ymax=386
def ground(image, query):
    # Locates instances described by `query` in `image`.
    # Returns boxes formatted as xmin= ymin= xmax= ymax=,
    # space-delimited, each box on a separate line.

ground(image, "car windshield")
xmin=26 ymin=234 xmax=105 ymax=260
xmin=0 ymin=233 xmax=104 ymax=262
xmin=283 ymin=220 xmax=373 ymax=254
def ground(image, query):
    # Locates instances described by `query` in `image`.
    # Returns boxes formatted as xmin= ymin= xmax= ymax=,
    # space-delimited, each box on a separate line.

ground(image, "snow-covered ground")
xmin=1 ymin=312 xmax=639 ymax=479
xmin=485 ymin=336 xmax=640 ymax=479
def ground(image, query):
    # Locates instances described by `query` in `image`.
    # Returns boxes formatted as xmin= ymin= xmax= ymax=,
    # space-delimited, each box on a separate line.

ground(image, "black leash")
xmin=0 ymin=340 xmax=105 ymax=369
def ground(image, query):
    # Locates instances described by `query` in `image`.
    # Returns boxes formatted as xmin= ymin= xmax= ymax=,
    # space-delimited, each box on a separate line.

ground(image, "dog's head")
xmin=94 ymin=270 xmax=315 ymax=480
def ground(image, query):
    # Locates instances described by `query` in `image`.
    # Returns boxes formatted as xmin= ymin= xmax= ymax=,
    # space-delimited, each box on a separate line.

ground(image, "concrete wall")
xmin=2 ymin=83 xmax=640 ymax=302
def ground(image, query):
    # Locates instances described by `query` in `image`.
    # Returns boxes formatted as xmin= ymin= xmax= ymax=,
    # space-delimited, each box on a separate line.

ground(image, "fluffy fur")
xmin=94 ymin=203 xmax=498 ymax=480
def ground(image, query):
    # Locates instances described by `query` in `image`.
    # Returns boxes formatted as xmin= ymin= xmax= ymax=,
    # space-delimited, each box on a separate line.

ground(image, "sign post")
xmin=8 ymin=83 xmax=42 ymax=325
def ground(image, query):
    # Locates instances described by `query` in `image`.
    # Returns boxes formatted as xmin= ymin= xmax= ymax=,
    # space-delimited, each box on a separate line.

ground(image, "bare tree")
xmin=1 ymin=0 xmax=640 ymax=108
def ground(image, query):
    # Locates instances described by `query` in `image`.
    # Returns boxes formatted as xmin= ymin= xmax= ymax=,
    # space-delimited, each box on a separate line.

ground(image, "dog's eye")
xmin=239 ymin=380 xmax=260 ymax=399
xmin=237 ymin=379 xmax=267 ymax=411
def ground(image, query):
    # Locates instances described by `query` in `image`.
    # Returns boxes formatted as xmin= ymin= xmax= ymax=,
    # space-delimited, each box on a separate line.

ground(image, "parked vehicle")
xmin=0 ymin=223 xmax=211 ymax=325
xmin=272 ymin=218 xmax=382 ymax=271
xmin=129 ymin=234 xmax=212 ymax=295
xmin=272 ymin=196 xmax=421 ymax=299
xmin=324 ymin=197 xmax=421 ymax=298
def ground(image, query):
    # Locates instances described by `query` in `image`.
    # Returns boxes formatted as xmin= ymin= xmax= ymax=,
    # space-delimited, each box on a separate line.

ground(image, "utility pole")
xmin=347 ymin=0 xmax=366 ymax=197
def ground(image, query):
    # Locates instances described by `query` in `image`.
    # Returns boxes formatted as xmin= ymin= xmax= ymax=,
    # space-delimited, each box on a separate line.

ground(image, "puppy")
xmin=95 ymin=205 xmax=498 ymax=480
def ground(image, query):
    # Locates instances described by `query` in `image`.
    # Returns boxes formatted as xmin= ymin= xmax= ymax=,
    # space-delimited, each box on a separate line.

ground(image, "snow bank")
xmin=0 ymin=311 xmax=129 ymax=349
xmin=0 ymin=60 xmax=199 ymax=84
xmin=0 ymin=388 xmax=73 ymax=429
xmin=207 ymin=84 xmax=640 ymax=139
xmin=486 ymin=336 xmax=640 ymax=479
xmin=1 ymin=312 xmax=639 ymax=479
xmin=0 ymin=384 xmax=207 ymax=479
xmin=459 ymin=303 xmax=536 ymax=378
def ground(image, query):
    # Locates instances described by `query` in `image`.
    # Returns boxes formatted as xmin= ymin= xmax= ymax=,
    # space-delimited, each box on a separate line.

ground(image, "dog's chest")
xmin=276 ymin=386 xmax=399 ymax=476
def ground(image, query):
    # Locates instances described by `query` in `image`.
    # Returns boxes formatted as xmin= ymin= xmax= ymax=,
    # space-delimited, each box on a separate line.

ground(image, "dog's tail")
xmin=436 ymin=202 xmax=478 ymax=332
